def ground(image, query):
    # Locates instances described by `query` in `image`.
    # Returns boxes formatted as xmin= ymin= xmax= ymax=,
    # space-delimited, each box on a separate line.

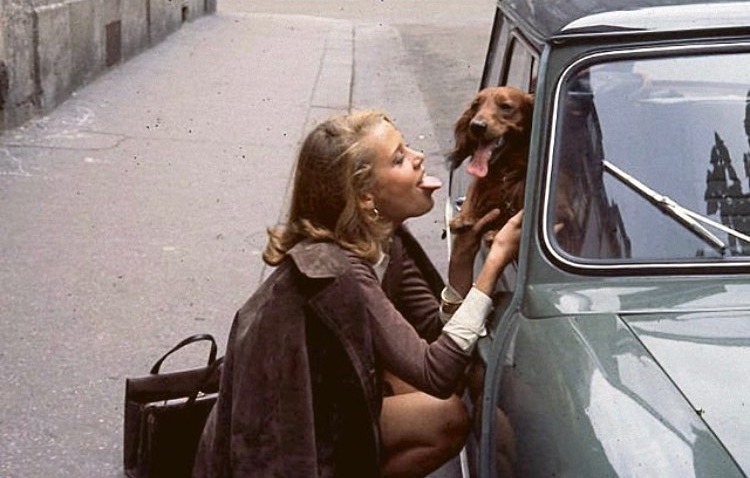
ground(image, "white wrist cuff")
xmin=442 ymin=287 xmax=493 ymax=352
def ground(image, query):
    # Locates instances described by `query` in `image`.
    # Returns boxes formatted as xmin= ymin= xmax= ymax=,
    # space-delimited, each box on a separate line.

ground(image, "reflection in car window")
xmin=549 ymin=51 xmax=750 ymax=263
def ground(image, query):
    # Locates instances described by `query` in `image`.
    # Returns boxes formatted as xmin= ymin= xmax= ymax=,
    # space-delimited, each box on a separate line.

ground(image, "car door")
xmin=445 ymin=7 xmax=539 ymax=477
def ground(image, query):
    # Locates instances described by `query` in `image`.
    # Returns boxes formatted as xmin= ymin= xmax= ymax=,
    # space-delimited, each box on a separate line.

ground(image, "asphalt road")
xmin=0 ymin=1 xmax=494 ymax=476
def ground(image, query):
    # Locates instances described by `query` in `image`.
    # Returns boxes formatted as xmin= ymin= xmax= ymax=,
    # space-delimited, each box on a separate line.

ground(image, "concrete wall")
xmin=0 ymin=0 xmax=217 ymax=132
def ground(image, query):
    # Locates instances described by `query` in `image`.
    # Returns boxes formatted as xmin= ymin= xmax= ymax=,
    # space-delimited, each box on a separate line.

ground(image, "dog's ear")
xmin=522 ymin=93 xmax=535 ymax=130
xmin=524 ymin=93 xmax=535 ymax=113
xmin=447 ymin=105 xmax=475 ymax=169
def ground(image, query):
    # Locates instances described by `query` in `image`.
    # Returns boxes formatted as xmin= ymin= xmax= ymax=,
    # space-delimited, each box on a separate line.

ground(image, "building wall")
xmin=0 ymin=0 xmax=217 ymax=132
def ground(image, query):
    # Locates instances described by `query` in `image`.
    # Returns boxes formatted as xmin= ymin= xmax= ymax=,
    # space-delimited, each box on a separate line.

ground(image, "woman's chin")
xmin=412 ymin=200 xmax=436 ymax=219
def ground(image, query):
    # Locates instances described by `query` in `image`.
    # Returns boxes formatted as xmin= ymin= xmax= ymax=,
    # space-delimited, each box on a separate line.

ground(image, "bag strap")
xmin=150 ymin=334 xmax=218 ymax=375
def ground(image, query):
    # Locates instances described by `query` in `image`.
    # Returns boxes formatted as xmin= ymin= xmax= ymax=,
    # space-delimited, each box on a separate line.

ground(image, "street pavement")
xmin=0 ymin=1 xmax=493 ymax=476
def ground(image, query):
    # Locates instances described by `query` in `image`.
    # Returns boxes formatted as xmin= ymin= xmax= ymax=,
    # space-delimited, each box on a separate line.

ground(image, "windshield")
xmin=548 ymin=49 xmax=750 ymax=265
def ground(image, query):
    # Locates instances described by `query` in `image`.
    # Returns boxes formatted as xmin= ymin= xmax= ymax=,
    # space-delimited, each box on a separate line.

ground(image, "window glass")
xmin=482 ymin=15 xmax=510 ymax=87
xmin=549 ymin=51 xmax=750 ymax=263
xmin=505 ymin=36 xmax=537 ymax=91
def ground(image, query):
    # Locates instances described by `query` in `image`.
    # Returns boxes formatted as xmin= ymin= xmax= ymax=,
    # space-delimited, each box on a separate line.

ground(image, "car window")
xmin=548 ymin=49 xmax=750 ymax=266
xmin=481 ymin=12 xmax=509 ymax=88
xmin=505 ymin=35 xmax=537 ymax=91
xmin=450 ymin=19 xmax=538 ymax=293
xmin=447 ymin=13 xmax=539 ymax=280
xmin=481 ymin=13 xmax=538 ymax=91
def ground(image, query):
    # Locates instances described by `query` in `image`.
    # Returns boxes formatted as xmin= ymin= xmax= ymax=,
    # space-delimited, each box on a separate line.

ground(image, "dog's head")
xmin=449 ymin=86 xmax=534 ymax=178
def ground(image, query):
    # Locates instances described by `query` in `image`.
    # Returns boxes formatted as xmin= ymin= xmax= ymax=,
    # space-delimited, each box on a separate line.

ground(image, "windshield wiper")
xmin=603 ymin=160 xmax=750 ymax=256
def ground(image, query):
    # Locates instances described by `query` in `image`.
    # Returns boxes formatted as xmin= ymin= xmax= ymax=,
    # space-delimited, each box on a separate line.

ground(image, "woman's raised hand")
xmin=473 ymin=210 xmax=523 ymax=297
xmin=487 ymin=210 xmax=523 ymax=266
xmin=448 ymin=209 xmax=523 ymax=297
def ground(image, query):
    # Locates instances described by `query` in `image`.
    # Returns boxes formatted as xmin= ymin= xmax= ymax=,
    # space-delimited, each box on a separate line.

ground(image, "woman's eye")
xmin=394 ymin=154 xmax=405 ymax=165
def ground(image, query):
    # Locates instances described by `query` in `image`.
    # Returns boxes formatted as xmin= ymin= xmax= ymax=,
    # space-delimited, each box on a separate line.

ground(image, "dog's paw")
xmin=449 ymin=215 xmax=475 ymax=233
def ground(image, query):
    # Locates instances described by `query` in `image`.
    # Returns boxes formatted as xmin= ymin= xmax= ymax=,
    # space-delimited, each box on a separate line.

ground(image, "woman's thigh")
xmin=380 ymin=391 xmax=469 ymax=450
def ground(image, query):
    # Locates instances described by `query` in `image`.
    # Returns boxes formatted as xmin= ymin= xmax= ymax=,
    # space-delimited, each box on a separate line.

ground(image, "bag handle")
xmin=150 ymin=334 xmax=218 ymax=375
xmin=184 ymin=355 xmax=225 ymax=406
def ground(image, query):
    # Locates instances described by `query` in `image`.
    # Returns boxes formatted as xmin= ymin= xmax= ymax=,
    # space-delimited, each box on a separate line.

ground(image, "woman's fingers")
xmin=494 ymin=210 xmax=523 ymax=240
xmin=492 ymin=210 xmax=524 ymax=256
xmin=453 ymin=209 xmax=523 ymax=261
xmin=506 ymin=210 xmax=524 ymax=227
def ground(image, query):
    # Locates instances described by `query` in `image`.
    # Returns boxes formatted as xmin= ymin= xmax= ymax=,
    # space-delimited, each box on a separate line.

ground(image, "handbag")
xmin=123 ymin=334 xmax=223 ymax=478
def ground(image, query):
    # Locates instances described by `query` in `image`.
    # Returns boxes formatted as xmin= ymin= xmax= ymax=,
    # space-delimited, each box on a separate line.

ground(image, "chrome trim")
xmin=459 ymin=447 xmax=470 ymax=478
xmin=541 ymin=41 xmax=750 ymax=272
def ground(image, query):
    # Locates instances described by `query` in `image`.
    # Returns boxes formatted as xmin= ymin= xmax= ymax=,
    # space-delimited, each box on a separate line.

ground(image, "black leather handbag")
xmin=123 ymin=334 xmax=223 ymax=478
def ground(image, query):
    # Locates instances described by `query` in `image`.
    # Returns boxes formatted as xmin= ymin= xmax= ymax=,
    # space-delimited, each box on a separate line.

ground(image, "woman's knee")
xmin=435 ymin=395 xmax=470 ymax=454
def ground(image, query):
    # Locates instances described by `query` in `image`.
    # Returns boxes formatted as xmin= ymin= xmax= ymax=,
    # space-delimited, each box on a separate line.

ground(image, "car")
xmin=445 ymin=1 xmax=750 ymax=477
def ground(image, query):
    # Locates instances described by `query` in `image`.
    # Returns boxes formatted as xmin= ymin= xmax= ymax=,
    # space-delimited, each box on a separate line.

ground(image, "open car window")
xmin=548 ymin=49 xmax=750 ymax=266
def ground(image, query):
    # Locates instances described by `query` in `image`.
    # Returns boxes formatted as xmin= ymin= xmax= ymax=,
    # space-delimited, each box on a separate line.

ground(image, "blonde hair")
xmin=263 ymin=110 xmax=393 ymax=265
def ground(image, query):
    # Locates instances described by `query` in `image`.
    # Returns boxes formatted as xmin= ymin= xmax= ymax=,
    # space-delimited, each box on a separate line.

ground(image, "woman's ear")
xmin=359 ymin=192 xmax=376 ymax=212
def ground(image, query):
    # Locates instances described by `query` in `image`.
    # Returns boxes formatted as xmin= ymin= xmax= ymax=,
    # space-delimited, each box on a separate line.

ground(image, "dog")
xmin=448 ymin=86 xmax=534 ymax=237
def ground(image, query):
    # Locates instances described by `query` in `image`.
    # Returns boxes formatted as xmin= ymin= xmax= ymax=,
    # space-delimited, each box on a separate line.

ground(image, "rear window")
xmin=547 ymin=47 xmax=750 ymax=267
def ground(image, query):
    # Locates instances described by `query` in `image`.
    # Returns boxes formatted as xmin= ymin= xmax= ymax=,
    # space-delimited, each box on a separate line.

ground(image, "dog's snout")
xmin=470 ymin=119 xmax=487 ymax=136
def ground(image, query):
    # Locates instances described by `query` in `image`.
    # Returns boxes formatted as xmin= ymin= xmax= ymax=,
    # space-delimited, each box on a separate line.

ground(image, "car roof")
xmin=501 ymin=0 xmax=750 ymax=43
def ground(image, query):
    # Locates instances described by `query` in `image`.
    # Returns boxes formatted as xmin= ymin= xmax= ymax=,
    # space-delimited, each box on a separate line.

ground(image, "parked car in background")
xmin=445 ymin=1 xmax=750 ymax=476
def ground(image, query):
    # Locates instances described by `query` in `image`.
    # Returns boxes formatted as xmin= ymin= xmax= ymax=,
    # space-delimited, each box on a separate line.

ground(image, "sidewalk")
xmin=0 ymin=9 xmax=455 ymax=478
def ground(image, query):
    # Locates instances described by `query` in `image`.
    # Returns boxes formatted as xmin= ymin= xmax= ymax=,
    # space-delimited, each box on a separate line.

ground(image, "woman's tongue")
xmin=419 ymin=175 xmax=443 ymax=191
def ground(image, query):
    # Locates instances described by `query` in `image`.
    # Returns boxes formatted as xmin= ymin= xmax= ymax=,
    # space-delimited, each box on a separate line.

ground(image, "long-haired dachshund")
xmin=448 ymin=86 xmax=534 ymax=237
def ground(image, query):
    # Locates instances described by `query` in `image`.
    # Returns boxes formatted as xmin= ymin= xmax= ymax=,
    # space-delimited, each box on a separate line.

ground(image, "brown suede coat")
xmin=193 ymin=228 xmax=469 ymax=478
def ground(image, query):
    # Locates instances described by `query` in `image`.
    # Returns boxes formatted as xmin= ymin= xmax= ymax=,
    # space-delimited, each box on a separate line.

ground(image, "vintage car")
xmin=445 ymin=1 xmax=750 ymax=476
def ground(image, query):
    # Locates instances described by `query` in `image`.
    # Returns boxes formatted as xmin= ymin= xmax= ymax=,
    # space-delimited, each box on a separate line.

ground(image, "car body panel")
xmin=490 ymin=310 xmax=745 ymax=477
xmin=625 ymin=310 xmax=750 ymax=472
xmin=524 ymin=279 xmax=750 ymax=318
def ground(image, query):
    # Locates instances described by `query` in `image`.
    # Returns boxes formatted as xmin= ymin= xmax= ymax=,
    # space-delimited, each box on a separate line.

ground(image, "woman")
xmin=193 ymin=110 xmax=522 ymax=478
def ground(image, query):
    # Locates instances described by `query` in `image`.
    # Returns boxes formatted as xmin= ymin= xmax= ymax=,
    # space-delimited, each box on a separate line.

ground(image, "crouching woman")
xmin=193 ymin=110 xmax=522 ymax=478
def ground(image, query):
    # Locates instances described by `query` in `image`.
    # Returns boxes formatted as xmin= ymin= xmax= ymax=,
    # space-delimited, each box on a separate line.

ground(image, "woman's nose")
xmin=411 ymin=151 xmax=424 ymax=168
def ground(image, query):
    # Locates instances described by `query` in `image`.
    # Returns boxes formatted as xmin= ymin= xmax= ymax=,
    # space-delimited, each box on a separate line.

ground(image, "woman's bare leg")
xmin=380 ymin=373 xmax=470 ymax=478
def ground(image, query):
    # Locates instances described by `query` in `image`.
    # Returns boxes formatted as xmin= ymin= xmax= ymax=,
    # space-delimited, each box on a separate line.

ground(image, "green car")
xmin=446 ymin=1 xmax=750 ymax=476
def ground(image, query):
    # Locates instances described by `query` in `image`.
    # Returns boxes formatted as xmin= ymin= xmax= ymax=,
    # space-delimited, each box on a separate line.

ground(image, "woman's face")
xmin=363 ymin=120 xmax=442 ymax=225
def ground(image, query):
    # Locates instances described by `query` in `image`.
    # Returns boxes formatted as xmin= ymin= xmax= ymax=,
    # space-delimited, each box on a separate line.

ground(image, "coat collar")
xmin=288 ymin=241 xmax=351 ymax=279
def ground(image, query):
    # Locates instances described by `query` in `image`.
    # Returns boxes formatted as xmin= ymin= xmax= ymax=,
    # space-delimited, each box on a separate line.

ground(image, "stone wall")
xmin=0 ymin=0 xmax=217 ymax=132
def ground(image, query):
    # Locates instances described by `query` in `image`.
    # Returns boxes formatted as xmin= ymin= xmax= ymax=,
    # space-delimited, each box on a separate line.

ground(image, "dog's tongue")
xmin=419 ymin=175 xmax=443 ymax=191
xmin=467 ymin=143 xmax=493 ymax=178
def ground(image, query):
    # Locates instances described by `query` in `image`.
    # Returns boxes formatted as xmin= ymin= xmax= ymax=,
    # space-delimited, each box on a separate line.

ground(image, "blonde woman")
xmin=194 ymin=110 xmax=522 ymax=478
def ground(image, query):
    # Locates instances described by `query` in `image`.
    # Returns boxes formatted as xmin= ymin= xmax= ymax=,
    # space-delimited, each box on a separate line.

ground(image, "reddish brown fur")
xmin=449 ymin=86 xmax=534 ymax=235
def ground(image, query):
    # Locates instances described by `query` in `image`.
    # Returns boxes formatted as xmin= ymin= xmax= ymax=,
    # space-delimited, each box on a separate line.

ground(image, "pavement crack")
xmin=0 ymin=148 xmax=31 ymax=176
